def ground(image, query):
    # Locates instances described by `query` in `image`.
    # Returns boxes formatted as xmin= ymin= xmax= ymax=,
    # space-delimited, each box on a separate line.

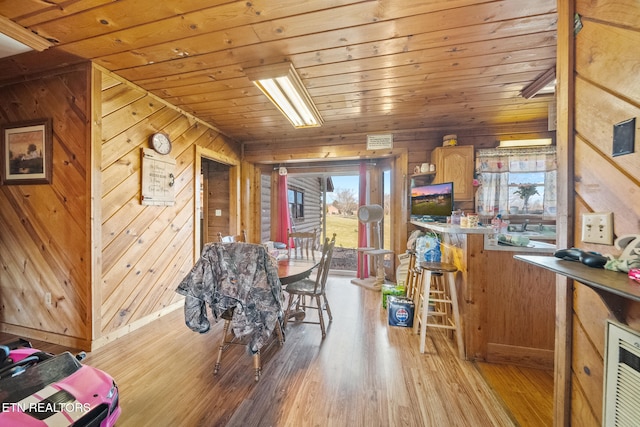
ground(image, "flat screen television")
xmin=410 ymin=182 xmax=454 ymax=222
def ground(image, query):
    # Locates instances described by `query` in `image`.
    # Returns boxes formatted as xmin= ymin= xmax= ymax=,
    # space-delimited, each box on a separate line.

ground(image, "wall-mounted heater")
xmin=604 ymin=321 xmax=640 ymax=426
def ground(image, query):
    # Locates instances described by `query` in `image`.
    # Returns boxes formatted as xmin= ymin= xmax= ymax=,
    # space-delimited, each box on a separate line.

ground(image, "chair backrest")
xmin=287 ymin=228 xmax=317 ymax=259
xmin=312 ymin=233 xmax=336 ymax=293
xmin=217 ymin=230 xmax=247 ymax=243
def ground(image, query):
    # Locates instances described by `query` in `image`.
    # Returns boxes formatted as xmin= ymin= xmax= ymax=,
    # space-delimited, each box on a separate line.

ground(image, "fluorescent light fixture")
xmin=245 ymin=63 xmax=323 ymax=128
xmin=0 ymin=15 xmax=53 ymax=54
xmin=521 ymin=67 xmax=556 ymax=99
xmin=498 ymin=138 xmax=553 ymax=148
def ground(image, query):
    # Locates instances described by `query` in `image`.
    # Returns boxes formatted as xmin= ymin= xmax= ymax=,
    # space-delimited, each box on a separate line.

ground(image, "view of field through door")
xmin=261 ymin=162 xmax=392 ymax=273
xmin=325 ymin=170 xmax=391 ymax=272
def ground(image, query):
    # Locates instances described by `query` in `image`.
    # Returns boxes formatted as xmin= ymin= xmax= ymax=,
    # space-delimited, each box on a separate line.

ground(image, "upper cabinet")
xmin=431 ymin=146 xmax=475 ymax=201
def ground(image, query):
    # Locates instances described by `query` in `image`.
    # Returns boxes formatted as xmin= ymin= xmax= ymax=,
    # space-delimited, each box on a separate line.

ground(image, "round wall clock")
xmin=150 ymin=132 xmax=172 ymax=155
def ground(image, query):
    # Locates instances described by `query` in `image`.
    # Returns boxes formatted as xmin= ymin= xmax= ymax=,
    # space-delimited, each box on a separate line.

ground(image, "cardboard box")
xmin=388 ymin=296 xmax=415 ymax=327
xmin=382 ymin=284 xmax=406 ymax=309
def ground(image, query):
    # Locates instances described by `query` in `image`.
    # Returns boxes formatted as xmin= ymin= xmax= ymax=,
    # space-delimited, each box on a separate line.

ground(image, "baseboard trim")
xmin=1 ymin=301 xmax=184 ymax=352
xmin=0 ymin=323 xmax=91 ymax=350
xmin=91 ymin=301 xmax=183 ymax=350
xmin=486 ymin=342 xmax=554 ymax=370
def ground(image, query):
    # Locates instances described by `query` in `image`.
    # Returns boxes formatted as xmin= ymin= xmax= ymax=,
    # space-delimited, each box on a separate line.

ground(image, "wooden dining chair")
xmin=217 ymin=229 xmax=247 ymax=243
xmin=287 ymin=228 xmax=317 ymax=260
xmin=189 ymin=242 xmax=284 ymax=381
xmin=283 ymin=233 xmax=336 ymax=338
xmin=215 ymin=305 xmax=284 ymax=381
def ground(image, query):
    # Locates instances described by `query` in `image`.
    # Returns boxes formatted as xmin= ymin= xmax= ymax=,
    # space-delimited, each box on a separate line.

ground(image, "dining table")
xmin=276 ymin=256 xmax=319 ymax=285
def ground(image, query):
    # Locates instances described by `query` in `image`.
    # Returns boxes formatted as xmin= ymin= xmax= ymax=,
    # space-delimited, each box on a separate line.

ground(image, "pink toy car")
xmin=0 ymin=339 xmax=120 ymax=426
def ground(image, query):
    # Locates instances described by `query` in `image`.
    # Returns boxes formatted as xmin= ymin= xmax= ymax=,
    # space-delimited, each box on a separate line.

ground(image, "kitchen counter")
xmin=484 ymin=235 xmax=556 ymax=254
xmin=410 ymin=219 xmax=556 ymax=369
xmin=410 ymin=220 xmax=492 ymax=234
xmin=410 ymin=220 xmax=556 ymax=253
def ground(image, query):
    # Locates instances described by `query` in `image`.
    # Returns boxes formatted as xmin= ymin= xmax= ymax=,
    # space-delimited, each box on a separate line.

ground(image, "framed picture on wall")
xmin=1 ymin=118 xmax=53 ymax=185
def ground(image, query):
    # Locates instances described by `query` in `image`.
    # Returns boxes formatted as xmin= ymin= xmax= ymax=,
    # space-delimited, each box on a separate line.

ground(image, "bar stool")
xmin=404 ymin=250 xmax=419 ymax=300
xmin=413 ymin=261 xmax=464 ymax=359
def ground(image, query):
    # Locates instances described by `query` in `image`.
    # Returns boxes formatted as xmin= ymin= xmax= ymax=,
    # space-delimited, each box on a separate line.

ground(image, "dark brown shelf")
xmin=411 ymin=172 xmax=436 ymax=178
xmin=514 ymin=255 xmax=640 ymax=302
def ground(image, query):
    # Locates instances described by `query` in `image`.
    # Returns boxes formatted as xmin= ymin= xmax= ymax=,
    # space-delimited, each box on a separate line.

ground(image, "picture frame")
xmin=1 ymin=118 xmax=53 ymax=185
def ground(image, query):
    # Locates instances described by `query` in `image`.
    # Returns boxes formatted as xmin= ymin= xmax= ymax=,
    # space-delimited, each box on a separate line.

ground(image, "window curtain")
xmin=475 ymin=146 xmax=557 ymax=218
xmin=357 ymin=162 xmax=368 ymax=277
xmin=276 ymin=173 xmax=292 ymax=246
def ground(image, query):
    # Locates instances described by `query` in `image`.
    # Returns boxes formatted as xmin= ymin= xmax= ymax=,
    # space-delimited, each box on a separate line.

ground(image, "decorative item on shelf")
xmin=420 ymin=163 xmax=430 ymax=173
xmin=443 ymin=134 xmax=457 ymax=146
xmin=514 ymin=184 xmax=539 ymax=214
xmin=467 ymin=213 xmax=479 ymax=227
xmin=413 ymin=165 xmax=421 ymax=174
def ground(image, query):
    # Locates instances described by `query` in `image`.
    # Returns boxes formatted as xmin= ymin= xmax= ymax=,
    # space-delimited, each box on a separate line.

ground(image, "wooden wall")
xmin=243 ymin=123 xmax=554 ymax=172
xmin=244 ymin=123 xmax=553 ymax=253
xmin=0 ymin=62 xmax=241 ymax=350
xmin=96 ymin=66 xmax=241 ymax=346
xmin=260 ymin=174 xmax=272 ymax=243
xmin=0 ymin=63 xmax=93 ymax=347
xmin=203 ymin=160 xmax=231 ymax=242
xmin=568 ymin=0 xmax=640 ymax=425
xmin=287 ymin=175 xmax=323 ymax=236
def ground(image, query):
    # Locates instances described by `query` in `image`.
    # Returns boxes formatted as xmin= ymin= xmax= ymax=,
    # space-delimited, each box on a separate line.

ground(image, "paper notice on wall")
xmin=141 ymin=148 xmax=176 ymax=206
xmin=366 ymin=134 xmax=393 ymax=150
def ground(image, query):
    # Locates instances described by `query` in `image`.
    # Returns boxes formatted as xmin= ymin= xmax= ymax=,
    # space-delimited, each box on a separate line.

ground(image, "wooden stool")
xmin=413 ymin=261 xmax=464 ymax=359
xmin=404 ymin=251 xmax=419 ymax=300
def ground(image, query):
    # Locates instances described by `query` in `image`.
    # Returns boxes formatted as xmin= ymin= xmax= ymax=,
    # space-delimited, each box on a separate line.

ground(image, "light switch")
xmin=215 ymin=209 xmax=222 ymax=216
xmin=581 ymin=212 xmax=614 ymax=245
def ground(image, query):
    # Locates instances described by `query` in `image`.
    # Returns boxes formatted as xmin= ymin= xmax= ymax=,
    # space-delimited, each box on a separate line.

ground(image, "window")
xmin=475 ymin=146 xmax=557 ymax=219
xmin=508 ymin=172 xmax=545 ymax=214
xmin=288 ymin=188 xmax=304 ymax=219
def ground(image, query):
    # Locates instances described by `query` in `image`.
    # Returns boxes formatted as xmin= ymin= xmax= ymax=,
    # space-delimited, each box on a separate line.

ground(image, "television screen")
xmin=410 ymin=182 xmax=454 ymax=221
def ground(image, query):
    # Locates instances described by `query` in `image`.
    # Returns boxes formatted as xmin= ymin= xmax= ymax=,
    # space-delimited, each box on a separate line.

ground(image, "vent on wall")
xmin=604 ymin=321 xmax=640 ymax=426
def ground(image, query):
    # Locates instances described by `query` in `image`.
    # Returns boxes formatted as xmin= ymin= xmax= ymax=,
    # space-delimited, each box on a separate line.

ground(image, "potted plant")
xmin=514 ymin=184 xmax=539 ymax=214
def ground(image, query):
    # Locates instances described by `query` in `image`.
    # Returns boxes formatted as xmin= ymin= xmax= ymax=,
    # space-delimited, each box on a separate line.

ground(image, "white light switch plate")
xmin=581 ymin=212 xmax=614 ymax=245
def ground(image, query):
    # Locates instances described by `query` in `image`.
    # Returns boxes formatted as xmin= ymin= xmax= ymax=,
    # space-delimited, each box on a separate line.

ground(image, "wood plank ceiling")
xmin=0 ymin=0 xmax=557 ymax=144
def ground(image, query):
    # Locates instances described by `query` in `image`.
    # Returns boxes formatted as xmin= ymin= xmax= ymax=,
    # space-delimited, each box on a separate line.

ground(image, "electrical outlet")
xmin=45 ymin=292 xmax=52 ymax=306
xmin=581 ymin=212 xmax=614 ymax=245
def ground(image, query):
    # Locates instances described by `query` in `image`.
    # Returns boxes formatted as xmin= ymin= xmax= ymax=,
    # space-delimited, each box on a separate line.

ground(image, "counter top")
xmin=515 ymin=255 xmax=640 ymax=303
xmin=484 ymin=236 xmax=556 ymax=254
xmin=411 ymin=220 xmax=556 ymax=253
xmin=410 ymin=220 xmax=493 ymax=235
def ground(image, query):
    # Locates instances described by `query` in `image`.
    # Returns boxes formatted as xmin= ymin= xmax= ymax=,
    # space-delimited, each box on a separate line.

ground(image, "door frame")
xmin=194 ymin=145 xmax=241 ymax=259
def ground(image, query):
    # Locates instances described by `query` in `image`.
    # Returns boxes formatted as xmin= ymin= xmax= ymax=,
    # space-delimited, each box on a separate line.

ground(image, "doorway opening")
xmin=195 ymin=146 xmax=240 ymax=256
xmin=260 ymin=162 xmax=392 ymax=274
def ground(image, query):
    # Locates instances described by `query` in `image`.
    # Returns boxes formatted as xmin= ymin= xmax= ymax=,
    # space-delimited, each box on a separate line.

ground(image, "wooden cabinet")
xmin=431 ymin=145 xmax=474 ymax=201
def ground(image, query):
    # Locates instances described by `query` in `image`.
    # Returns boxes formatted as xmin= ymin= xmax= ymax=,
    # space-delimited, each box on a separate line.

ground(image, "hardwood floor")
xmin=2 ymin=275 xmax=553 ymax=426
xmin=475 ymin=362 xmax=554 ymax=427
